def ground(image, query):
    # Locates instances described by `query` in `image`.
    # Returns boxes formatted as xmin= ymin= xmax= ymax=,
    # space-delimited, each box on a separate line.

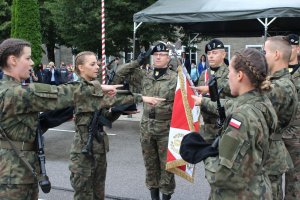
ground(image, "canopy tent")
xmin=133 ymin=0 xmax=300 ymax=37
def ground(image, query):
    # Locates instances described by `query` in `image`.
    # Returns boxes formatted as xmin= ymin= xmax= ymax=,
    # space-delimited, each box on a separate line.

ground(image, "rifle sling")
xmin=0 ymin=125 xmax=37 ymax=178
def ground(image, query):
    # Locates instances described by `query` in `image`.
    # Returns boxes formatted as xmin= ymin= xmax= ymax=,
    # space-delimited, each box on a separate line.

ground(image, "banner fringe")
xmin=167 ymin=167 xmax=194 ymax=183
xmin=166 ymin=159 xmax=187 ymax=170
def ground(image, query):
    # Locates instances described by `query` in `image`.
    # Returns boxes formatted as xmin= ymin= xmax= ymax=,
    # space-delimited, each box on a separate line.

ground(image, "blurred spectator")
xmin=45 ymin=62 xmax=60 ymax=85
xmin=197 ymin=54 xmax=207 ymax=76
xmin=35 ymin=63 xmax=46 ymax=83
xmin=190 ymin=62 xmax=199 ymax=85
xmin=0 ymin=69 xmax=3 ymax=79
xmin=181 ymin=52 xmax=191 ymax=74
xmin=68 ymin=65 xmax=79 ymax=82
xmin=58 ymin=62 xmax=69 ymax=84
xmin=23 ymin=68 xmax=38 ymax=84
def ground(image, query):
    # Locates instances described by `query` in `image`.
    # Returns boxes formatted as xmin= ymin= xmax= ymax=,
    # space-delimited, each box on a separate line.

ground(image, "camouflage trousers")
xmin=284 ymin=138 xmax=300 ymax=200
xmin=140 ymin=132 xmax=175 ymax=195
xmin=0 ymin=183 xmax=38 ymax=200
xmin=269 ymin=174 xmax=283 ymax=200
xmin=69 ymin=152 xmax=107 ymax=200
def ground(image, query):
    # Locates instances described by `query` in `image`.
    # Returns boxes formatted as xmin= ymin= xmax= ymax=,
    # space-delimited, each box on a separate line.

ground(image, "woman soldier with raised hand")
xmin=69 ymin=51 xmax=165 ymax=200
xmin=0 ymin=38 xmax=128 ymax=200
xmin=186 ymin=48 xmax=278 ymax=199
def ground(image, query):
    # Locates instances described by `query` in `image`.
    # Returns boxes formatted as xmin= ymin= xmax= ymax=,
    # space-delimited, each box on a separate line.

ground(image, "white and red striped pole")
xmin=101 ymin=0 xmax=106 ymax=84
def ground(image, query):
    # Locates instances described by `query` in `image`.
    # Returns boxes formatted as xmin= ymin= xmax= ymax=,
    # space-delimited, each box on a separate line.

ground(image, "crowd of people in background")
xmin=10 ymin=61 xmax=79 ymax=84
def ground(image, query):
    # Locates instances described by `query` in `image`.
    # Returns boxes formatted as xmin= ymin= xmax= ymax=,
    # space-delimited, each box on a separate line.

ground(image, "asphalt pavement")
xmin=39 ymin=104 xmax=211 ymax=200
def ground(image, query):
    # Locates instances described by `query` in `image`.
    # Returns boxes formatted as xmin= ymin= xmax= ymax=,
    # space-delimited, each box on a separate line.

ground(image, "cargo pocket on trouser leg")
xmin=69 ymin=153 xmax=93 ymax=200
xmin=140 ymin=131 xmax=160 ymax=189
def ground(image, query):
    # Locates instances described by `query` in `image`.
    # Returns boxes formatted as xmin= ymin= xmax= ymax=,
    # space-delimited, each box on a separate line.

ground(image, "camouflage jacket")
xmin=197 ymin=64 xmax=232 ymax=142
xmin=113 ymin=61 xmax=177 ymax=135
xmin=204 ymin=90 xmax=277 ymax=200
xmin=0 ymin=75 xmax=130 ymax=184
xmin=0 ymin=75 xmax=80 ymax=184
xmin=283 ymin=64 xmax=300 ymax=139
xmin=264 ymin=68 xmax=298 ymax=175
xmin=70 ymin=77 xmax=135 ymax=156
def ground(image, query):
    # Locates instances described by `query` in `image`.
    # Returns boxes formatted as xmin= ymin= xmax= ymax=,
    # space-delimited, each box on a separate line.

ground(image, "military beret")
xmin=205 ymin=39 xmax=225 ymax=53
xmin=179 ymin=132 xmax=219 ymax=164
xmin=151 ymin=43 xmax=169 ymax=55
xmin=287 ymin=34 xmax=299 ymax=45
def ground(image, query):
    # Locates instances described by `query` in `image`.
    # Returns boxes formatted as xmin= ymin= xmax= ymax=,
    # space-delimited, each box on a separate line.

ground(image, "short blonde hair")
xmin=48 ymin=61 xmax=54 ymax=67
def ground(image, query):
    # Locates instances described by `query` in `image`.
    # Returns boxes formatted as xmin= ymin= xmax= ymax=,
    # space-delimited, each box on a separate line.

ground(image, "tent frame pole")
xmin=133 ymin=22 xmax=143 ymax=59
xmin=257 ymin=17 xmax=277 ymax=41
xmin=188 ymin=33 xmax=199 ymax=63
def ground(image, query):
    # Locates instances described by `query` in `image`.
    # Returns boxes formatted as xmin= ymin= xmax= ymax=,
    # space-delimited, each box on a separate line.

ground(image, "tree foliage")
xmin=47 ymin=0 xmax=181 ymax=58
xmin=11 ymin=0 xmax=42 ymax=65
xmin=0 ymin=0 xmax=11 ymax=41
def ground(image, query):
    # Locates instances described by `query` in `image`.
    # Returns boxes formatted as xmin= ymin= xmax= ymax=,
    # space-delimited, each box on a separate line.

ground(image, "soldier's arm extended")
xmin=2 ymin=82 xmax=81 ymax=117
xmin=200 ymin=97 xmax=229 ymax=116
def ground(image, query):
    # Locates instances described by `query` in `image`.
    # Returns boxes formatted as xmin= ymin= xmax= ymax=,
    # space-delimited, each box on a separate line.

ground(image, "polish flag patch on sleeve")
xmin=229 ymin=118 xmax=242 ymax=129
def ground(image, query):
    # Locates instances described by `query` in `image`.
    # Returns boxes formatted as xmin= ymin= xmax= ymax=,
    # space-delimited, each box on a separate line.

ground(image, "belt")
xmin=0 ymin=139 xmax=35 ymax=151
xmin=144 ymin=110 xmax=172 ymax=120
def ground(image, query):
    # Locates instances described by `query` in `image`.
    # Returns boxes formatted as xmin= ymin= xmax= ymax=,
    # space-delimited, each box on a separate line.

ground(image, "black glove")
xmin=39 ymin=107 xmax=74 ymax=133
xmin=111 ymin=103 xmax=137 ymax=115
xmin=180 ymin=132 xmax=219 ymax=164
xmin=137 ymin=48 xmax=152 ymax=65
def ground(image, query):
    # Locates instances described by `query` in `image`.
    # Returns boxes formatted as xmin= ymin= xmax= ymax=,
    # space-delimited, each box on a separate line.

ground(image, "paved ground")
xmin=38 ymin=104 xmax=211 ymax=200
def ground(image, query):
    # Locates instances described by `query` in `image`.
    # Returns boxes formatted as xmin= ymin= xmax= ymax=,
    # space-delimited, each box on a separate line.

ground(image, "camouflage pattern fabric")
xmin=204 ymin=90 xmax=277 ymax=200
xmin=284 ymin=65 xmax=300 ymax=200
xmin=197 ymin=64 xmax=232 ymax=143
xmin=0 ymin=183 xmax=38 ymax=200
xmin=264 ymin=68 xmax=298 ymax=200
xmin=69 ymin=77 xmax=131 ymax=200
xmin=113 ymin=61 xmax=177 ymax=194
xmin=0 ymin=75 xmax=128 ymax=198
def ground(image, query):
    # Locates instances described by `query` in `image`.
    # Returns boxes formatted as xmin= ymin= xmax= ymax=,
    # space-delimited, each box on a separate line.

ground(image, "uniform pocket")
xmin=32 ymin=83 xmax=58 ymax=99
xmin=219 ymin=134 xmax=249 ymax=170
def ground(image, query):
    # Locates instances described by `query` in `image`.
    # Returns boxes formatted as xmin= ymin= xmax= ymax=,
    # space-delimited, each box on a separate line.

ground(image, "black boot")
xmin=162 ymin=194 xmax=171 ymax=200
xmin=150 ymin=188 xmax=160 ymax=200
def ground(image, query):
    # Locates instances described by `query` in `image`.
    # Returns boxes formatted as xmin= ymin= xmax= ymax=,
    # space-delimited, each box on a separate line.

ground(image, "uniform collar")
xmin=270 ymin=68 xmax=290 ymax=80
xmin=2 ymin=74 xmax=21 ymax=84
xmin=235 ymin=89 xmax=260 ymax=105
xmin=148 ymin=67 xmax=172 ymax=80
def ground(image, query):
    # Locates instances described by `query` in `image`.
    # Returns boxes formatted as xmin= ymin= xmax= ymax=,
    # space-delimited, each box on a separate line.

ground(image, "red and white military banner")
xmin=166 ymin=65 xmax=200 ymax=182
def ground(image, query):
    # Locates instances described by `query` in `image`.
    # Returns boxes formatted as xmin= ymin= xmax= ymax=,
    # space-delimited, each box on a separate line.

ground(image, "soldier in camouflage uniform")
xmin=0 ymin=39 xmax=127 ymax=200
xmin=263 ymin=36 xmax=298 ymax=200
xmin=69 ymin=51 xmax=159 ymax=200
xmin=284 ymin=34 xmax=300 ymax=200
xmin=192 ymin=48 xmax=277 ymax=199
xmin=112 ymin=43 xmax=176 ymax=200
xmin=193 ymin=39 xmax=232 ymax=143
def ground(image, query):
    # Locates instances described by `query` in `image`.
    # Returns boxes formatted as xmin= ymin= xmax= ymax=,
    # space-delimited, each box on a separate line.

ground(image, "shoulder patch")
xmin=229 ymin=118 xmax=242 ymax=129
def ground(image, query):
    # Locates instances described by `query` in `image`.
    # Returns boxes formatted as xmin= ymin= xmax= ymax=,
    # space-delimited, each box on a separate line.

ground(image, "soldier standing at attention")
xmin=0 ymin=38 xmax=126 ymax=200
xmin=112 ymin=42 xmax=176 ymax=200
xmin=284 ymin=34 xmax=300 ymax=200
xmin=69 ymin=51 xmax=162 ymax=200
xmin=192 ymin=39 xmax=232 ymax=143
xmin=263 ymin=36 xmax=298 ymax=200
xmin=191 ymin=48 xmax=277 ymax=199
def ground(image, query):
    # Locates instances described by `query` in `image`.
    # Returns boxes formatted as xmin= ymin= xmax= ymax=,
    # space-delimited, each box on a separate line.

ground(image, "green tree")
xmin=11 ymin=0 xmax=42 ymax=65
xmin=47 ymin=0 xmax=181 ymax=59
xmin=0 ymin=0 xmax=11 ymax=41
xmin=39 ymin=0 xmax=62 ymax=63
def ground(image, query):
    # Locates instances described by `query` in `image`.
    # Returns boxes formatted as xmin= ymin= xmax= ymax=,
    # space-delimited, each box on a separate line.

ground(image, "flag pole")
xmin=101 ymin=0 xmax=106 ymax=84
